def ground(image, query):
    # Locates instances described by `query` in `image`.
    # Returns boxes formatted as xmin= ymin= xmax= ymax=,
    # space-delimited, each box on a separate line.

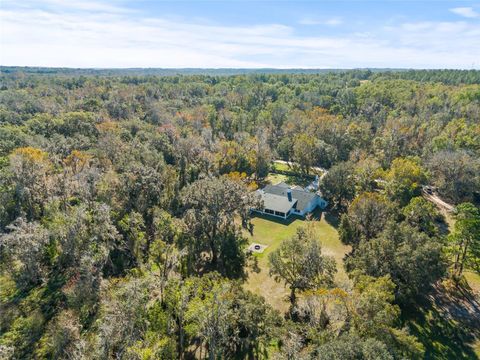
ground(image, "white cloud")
xmin=0 ymin=1 xmax=479 ymax=69
xmin=450 ymin=7 xmax=479 ymax=18
xmin=299 ymin=17 xmax=343 ymax=26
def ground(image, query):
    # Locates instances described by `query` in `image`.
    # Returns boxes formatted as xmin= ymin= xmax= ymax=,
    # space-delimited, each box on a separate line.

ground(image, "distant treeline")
xmin=1 ymin=66 xmax=479 ymax=84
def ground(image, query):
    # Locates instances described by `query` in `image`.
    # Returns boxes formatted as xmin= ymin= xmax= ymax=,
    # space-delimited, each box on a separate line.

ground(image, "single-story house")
xmin=254 ymin=182 xmax=328 ymax=219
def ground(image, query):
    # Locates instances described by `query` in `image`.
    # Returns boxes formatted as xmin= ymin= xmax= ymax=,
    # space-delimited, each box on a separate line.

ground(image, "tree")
xmin=320 ymin=161 xmax=356 ymax=210
xmin=185 ymin=279 xmax=235 ymax=360
xmin=51 ymin=203 xmax=120 ymax=271
xmin=448 ymin=203 xmax=480 ymax=280
xmin=180 ymin=177 xmax=258 ymax=276
xmin=0 ymin=218 xmax=49 ymax=286
xmin=384 ymin=157 xmax=426 ymax=206
xmin=57 ymin=150 xmax=97 ymax=210
xmin=350 ymin=276 xmax=424 ymax=359
xmin=118 ymin=211 xmax=147 ymax=266
xmin=345 ymin=222 xmax=445 ymax=303
xmin=292 ymin=133 xmax=317 ymax=175
xmin=149 ymin=210 xmax=186 ymax=304
xmin=339 ymin=192 xmax=392 ymax=247
xmin=253 ymin=128 xmax=273 ymax=179
xmin=402 ymin=197 xmax=440 ymax=236
xmin=7 ymin=147 xmax=53 ymax=220
xmin=287 ymin=276 xmax=423 ymax=359
xmin=164 ymin=279 xmax=194 ymax=359
xmin=120 ymin=161 xmax=178 ymax=217
xmin=231 ymin=288 xmax=281 ymax=359
xmin=36 ymin=310 xmax=85 ymax=359
xmin=427 ymin=150 xmax=480 ymax=204
xmin=95 ymin=276 xmax=156 ymax=359
xmin=354 ymin=157 xmax=381 ymax=193
xmin=269 ymin=227 xmax=336 ymax=308
xmin=315 ymin=334 xmax=393 ymax=360
xmin=59 ymin=112 xmax=99 ymax=139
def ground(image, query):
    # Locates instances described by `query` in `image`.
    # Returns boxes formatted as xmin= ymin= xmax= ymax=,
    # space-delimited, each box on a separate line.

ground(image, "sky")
xmin=0 ymin=0 xmax=479 ymax=69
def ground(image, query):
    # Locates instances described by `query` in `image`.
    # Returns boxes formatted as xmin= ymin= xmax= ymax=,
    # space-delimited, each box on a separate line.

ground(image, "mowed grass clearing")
xmin=244 ymin=211 xmax=350 ymax=312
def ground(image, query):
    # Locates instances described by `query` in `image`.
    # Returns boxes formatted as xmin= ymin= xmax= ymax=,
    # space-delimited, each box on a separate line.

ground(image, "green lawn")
xmin=244 ymin=211 xmax=350 ymax=312
xmin=265 ymin=172 xmax=312 ymax=188
xmin=271 ymin=162 xmax=291 ymax=172
xmin=465 ymin=271 xmax=480 ymax=294
xmin=265 ymin=173 xmax=288 ymax=185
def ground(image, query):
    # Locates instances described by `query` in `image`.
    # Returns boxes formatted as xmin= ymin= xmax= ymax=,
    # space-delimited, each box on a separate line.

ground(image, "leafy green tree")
xmin=320 ymin=161 xmax=356 ymax=210
xmin=253 ymin=128 xmax=272 ymax=179
xmin=427 ymin=150 xmax=480 ymax=204
xmin=0 ymin=125 xmax=28 ymax=156
xmin=354 ymin=157 xmax=381 ymax=193
xmin=95 ymin=275 xmax=155 ymax=359
xmin=402 ymin=197 xmax=440 ymax=236
xmin=345 ymin=222 xmax=445 ymax=303
xmin=269 ymin=227 xmax=336 ymax=308
xmin=292 ymin=133 xmax=317 ymax=175
xmin=118 ymin=211 xmax=147 ymax=266
xmin=315 ymin=334 xmax=393 ymax=360
xmin=150 ymin=239 xmax=185 ymax=305
xmin=231 ymin=288 xmax=282 ymax=359
xmin=56 ymin=150 xmax=98 ymax=210
xmin=286 ymin=276 xmax=423 ymax=359
xmin=181 ymin=177 xmax=257 ymax=276
xmin=36 ymin=310 xmax=84 ymax=359
xmin=276 ymin=137 xmax=293 ymax=161
xmin=351 ymin=276 xmax=424 ymax=359
xmin=52 ymin=203 xmax=120 ymax=270
xmin=120 ymin=161 xmax=178 ymax=217
xmin=339 ymin=192 xmax=392 ymax=247
xmin=448 ymin=203 xmax=480 ymax=280
xmin=185 ymin=278 xmax=235 ymax=360
xmin=384 ymin=157 xmax=426 ymax=206
xmin=7 ymin=147 xmax=53 ymax=220
xmin=60 ymin=112 xmax=99 ymax=139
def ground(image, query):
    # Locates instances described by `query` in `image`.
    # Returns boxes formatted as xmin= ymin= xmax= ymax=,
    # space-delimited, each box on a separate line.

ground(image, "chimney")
xmin=287 ymin=189 xmax=292 ymax=202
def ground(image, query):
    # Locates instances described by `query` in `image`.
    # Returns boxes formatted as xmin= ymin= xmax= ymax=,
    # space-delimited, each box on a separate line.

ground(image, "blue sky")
xmin=1 ymin=0 xmax=479 ymax=68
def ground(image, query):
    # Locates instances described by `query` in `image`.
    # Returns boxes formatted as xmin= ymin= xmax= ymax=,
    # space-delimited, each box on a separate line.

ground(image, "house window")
xmin=264 ymin=209 xmax=274 ymax=214
xmin=275 ymin=211 xmax=285 ymax=217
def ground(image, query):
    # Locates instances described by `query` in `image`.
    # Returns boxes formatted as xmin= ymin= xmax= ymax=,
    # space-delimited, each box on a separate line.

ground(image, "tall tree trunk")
xmin=458 ymin=238 xmax=470 ymax=278
xmin=210 ymin=237 xmax=217 ymax=266
xmin=179 ymin=323 xmax=184 ymax=360
xmin=289 ymin=287 xmax=297 ymax=318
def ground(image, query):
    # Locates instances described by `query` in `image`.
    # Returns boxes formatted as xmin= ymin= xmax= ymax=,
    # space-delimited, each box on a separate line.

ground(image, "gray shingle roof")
xmin=263 ymin=184 xmax=318 ymax=211
xmin=257 ymin=191 xmax=297 ymax=213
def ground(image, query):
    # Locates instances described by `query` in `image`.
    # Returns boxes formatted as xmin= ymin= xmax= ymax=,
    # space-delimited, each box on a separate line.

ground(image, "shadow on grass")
xmin=323 ymin=210 xmax=341 ymax=229
xmin=403 ymin=287 xmax=480 ymax=360
xmin=436 ymin=216 xmax=451 ymax=237
xmin=250 ymin=212 xmax=304 ymax=226
xmin=251 ymin=209 xmax=325 ymax=226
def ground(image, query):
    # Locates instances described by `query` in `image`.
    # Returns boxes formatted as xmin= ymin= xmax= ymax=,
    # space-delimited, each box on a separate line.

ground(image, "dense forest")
xmin=0 ymin=68 xmax=479 ymax=359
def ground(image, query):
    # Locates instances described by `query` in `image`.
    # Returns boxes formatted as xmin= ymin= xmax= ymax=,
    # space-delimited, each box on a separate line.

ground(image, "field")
xmin=244 ymin=211 xmax=350 ymax=312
